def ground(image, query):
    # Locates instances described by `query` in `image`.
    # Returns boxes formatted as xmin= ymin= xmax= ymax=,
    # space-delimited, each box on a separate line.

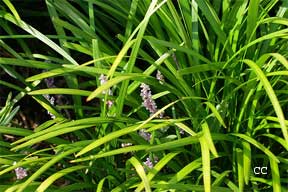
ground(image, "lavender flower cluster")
xmin=140 ymin=83 xmax=158 ymax=115
xmin=13 ymin=162 xmax=27 ymax=180
xmin=140 ymin=83 xmax=164 ymax=118
xmin=143 ymin=156 xmax=158 ymax=170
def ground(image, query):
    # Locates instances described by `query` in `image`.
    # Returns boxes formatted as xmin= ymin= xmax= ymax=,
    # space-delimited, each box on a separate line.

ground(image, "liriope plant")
xmin=0 ymin=0 xmax=287 ymax=191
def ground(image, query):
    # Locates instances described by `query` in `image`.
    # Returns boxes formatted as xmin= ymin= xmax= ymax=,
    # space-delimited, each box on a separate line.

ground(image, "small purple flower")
xmin=143 ymin=156 xmax=158 ymax=170
xmin=143 ymin=157 xmax=154 ymax=169
xmin=156 ymin=70 xmax=164 ymax=84
xmin=179 ymin=128 xmax=185 ymax=135
xmin=106 ymin=100 xmax=114 ymax=108
xmin=99 ymin=74 xmax=108 ymax=85
xmin=13 ymin=162 xmax=27 ymax=180
xmin=139 ymin=129 xmax=151 ymax=141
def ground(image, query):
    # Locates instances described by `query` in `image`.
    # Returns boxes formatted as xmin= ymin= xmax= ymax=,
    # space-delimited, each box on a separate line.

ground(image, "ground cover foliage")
xmin=0 ymin=0 xmax=288 ymax=191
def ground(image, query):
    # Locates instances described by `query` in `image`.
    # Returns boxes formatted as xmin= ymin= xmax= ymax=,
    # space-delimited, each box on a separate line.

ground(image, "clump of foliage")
xmin=0 ymin=0 xmax=288 ymax=191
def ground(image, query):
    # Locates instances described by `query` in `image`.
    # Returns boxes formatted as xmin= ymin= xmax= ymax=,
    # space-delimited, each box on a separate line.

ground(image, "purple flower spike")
xmin=140 ymin=83 xmax=157 ymax=115
xmin=140 ymin=83 xmax=164 ymax=118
